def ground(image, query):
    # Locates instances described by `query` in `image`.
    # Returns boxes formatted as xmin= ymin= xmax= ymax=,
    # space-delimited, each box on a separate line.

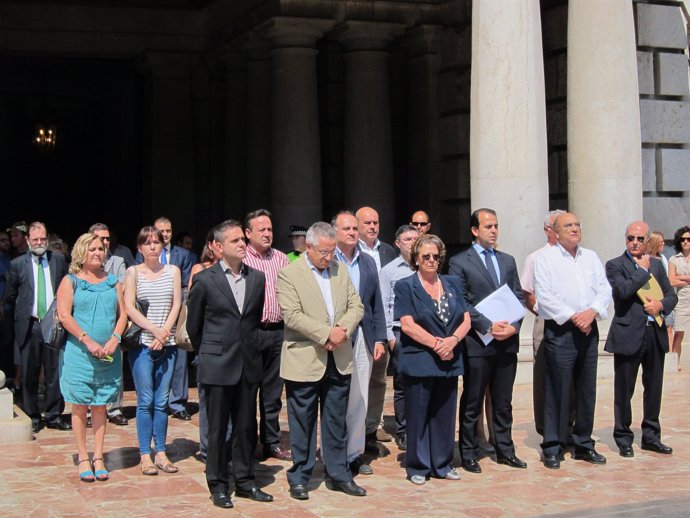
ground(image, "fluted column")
xmin=244 ymin=34 xmax=272 ymax=211
xmin=334 ymin=21 xmax=405 ymax=231
xmin=469 ymin=0 xmax=549 ymax=266
xmin=568 ymin=0 xmax=643 ymax=263
xmin=260 ymin=17 xmax=334 ymax=242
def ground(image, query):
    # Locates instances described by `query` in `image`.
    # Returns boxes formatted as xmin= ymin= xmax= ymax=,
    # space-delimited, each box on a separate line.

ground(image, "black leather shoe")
xmin=289 ymin=484 xmax=309 ymax=500
xmin=330 ymin=480 xmax=367 ymax=497
xmin=210 ymin=492 xmax=233 ymax=509
xmin=543 ymin=455 xmax=560 ymax=469
xmin=496 ymin=455 xmax=527 ymax=469
xmin=32 ymin=419 xmax=43 ymax=434
xmin=365 ymin=433 xmax=379 ymax=454
xmin=350 ymin=457 xmax=373 ymax=476
xmin=46 ymin=417 xmax=72 ymax=431
xmin=558 ymin=452 xmax=566 ymax=461
xmin=108 ymin=414 xmax=128 ymax=426
xmin=573 ymin=448 xmax=606 ymax=464
xmin=234 ymin=486 xmax=273 ymax=502
xmin=172 ymin=410 xmax=191 ymax=421
xmin=263 ymin=444 xmax=292 ymax=461
xmin=462 ymin=459 xmax=482 ymax=474
xmin=641 ymin=441 xmax=673 ymax=454
xmin=619 ymin=445 xmax=634 ymax=458
xmin=396 ymin=434 xmax=407 ymax=451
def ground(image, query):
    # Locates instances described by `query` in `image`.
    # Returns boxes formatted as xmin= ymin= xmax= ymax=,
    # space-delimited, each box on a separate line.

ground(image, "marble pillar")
xmin=334 ymin=21 xmax=405 ymax=233
xmin=568 ymin=0 xmax=643 ymax=263
xmin=469 ymin=0 xmax=549 ymax=267
xmin=260 ymin=17 xmax=334 ymax=243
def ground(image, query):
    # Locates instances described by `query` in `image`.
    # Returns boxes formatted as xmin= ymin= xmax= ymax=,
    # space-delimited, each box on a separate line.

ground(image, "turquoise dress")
xmin=60 ymin=274 xmax=122 ymax=405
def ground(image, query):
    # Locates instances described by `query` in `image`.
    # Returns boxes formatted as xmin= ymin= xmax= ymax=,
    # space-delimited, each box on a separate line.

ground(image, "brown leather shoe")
xmin=376 ymin=428 xmax=393 ymax=442
xmin=264 ymin=445 xmax=292 ymax=461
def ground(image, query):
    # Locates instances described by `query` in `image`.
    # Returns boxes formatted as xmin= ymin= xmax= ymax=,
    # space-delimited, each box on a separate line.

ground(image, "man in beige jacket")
xmin=277 ymin=222 xmax=365 ymax=500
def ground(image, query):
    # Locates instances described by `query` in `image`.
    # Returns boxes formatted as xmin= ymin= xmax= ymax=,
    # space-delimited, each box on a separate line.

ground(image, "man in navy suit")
xmin=449 ymin=208 xmax=526 ymax=473
xmin=605 ymin=220 xmax=677 ymax=458
xmin=333 ymin=211 xmax=387 ymax=476
xmin=136 ymin=216 xmax=194 ymax=419
xmin=3 ymin=222 xmax=70 ymax=433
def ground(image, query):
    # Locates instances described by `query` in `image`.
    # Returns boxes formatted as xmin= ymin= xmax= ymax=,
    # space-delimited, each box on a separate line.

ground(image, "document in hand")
xmin=636 ymin=273 xmax=663 ymax=327
xmin=474 ymin=284 xmax=527 ymax=346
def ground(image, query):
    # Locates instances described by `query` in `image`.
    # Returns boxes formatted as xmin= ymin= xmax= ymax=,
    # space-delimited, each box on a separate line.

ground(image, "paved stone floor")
xmin=2 ymin=355 xmax=690 ymax=517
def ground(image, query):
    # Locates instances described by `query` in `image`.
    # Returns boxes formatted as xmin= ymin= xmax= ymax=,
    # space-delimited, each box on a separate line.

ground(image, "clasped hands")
xmin=432 ymin=336 xmax=457 ymax=361
xmin=571 ymin=308 xmax=596 ymax=335
xmin=491 ymin=321 xmax=517 ymax=340
xmin=85 ymin=336 xmax=119 ymax=358
xmin=150 ymin=326 xmax=171 ymax=350
xmin=324 ymin=325 xmax=348 ymax=352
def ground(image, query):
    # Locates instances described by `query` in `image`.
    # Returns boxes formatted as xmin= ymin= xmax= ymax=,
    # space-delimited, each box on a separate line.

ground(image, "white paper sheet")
xmin=474 ymin=284 xmax=526 ymax=346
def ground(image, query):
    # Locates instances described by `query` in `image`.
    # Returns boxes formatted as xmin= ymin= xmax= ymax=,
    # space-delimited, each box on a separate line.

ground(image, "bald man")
xmin=355 ymin=206 xmax=396 ymax=448
xmin=410 ymin=211 xmax=431 ymax=235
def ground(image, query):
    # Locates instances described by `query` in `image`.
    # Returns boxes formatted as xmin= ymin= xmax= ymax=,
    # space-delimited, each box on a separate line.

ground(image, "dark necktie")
xmin=37 ymin=256 xmax=47 ymax=319
xmin=482 ymin=249 xmax=500 ymax=289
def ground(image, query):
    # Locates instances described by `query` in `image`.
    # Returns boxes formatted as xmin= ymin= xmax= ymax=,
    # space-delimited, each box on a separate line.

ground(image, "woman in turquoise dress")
xmin=57 ymin=233 xmax=127 ymax=482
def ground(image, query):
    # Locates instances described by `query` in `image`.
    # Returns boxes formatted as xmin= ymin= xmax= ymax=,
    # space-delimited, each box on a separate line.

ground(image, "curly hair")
xmin=69 ymin=233 xmax=103 ymax=274
xmin=409 ymin=234 xmax=446 ymax=272
xmin=673 ymin=226 xmax=690 ymax=253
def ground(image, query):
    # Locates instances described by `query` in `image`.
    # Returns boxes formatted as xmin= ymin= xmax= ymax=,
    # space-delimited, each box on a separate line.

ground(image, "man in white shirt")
xmin=534 ymin=212 xmax=612 ymax=469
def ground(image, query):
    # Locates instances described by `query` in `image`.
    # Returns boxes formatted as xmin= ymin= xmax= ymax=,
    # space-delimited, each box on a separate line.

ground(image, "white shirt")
xmin=304 ymin=255 xmax=335 ymax=325
xmin=358 ymin=239 xmax=382 ymax=271
xmin=520 ymin=243 xmax=552 ymax=313
xmin=31 ymin=254 xmax=54 ymax=318
xmin=533 ymin=243 xmax=611 ymax=325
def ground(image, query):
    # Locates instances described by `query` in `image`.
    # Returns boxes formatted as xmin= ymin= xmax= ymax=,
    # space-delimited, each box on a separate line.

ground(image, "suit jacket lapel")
xmin=468 ymin=247 xmax=495 ymax=287
xmin=411 ymin=273 xmax=445 ymax=325
xmin=242 ymin=267 xmax=261 ymax=318
xmin=23 ymin=253 xmax=35 ymax=295
xmin=210 ymin=262 xmax=241 ymax=316
xmin=47 ymin=252 xmax=58 ymax=293
xmin=297 ymin=259 xmax=331 ymax=317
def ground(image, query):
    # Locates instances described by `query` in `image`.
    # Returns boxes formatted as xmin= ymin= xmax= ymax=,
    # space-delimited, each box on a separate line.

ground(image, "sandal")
xmin=92 ymin=457 xmax=109 ymax=481
xmin=154 ymin=457 xmax=179 ymax=474
xmin=78 ymin=459 xmax=95 ymax=482
xmin=140 ymin=460 xmax=158 ymax=476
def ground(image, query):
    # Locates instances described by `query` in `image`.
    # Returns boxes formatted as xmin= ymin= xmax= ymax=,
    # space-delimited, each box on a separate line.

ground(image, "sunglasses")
xmin=421 ymin=253 xmax=441 ymax=262
xmin=626 ymin=235 xmax=645 ymax=243
xmin=411 ymin=221 xmax=429 ymax=227
xmin=681 ymin=237 xmax=690 ymax=243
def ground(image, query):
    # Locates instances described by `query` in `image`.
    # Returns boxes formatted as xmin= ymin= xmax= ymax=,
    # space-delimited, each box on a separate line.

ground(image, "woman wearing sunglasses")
xmin=669 ymin=226 xmax=690 ymax=371
xmin=393 ymin=234 xmax=470 ymax=485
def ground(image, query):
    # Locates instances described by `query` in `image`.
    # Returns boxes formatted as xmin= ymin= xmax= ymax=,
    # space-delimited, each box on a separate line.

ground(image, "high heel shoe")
xmin=92 ymin=457 xmax=109 ymax=481
xmin=78 ymin=459 xmax=95 ymax=482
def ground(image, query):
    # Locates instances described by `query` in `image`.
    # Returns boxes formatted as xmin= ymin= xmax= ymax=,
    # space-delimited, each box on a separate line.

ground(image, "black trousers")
xmin=388 ymin=328 xmax=406 ymax=437
xmin=20 ymin=319 xmax=64 ymax=423
xmin=459 ymin=350 xmax=517 ymax=459
xmin=204 ymin=376 xmax=259 ymax=494
xmin=257 ymin=326 xmax=284 ymax=447
xmin=613 ymin=325 xmax=665 ymax=449
xmin=541 ymin=320 xmax=598 ymax=457
xmin=285 ymin=352 xmax=352 ymax=487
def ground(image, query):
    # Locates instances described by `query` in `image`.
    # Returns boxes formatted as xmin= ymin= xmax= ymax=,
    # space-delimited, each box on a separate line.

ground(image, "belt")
xmin=259 ymin=321 xmax=284 ymax=331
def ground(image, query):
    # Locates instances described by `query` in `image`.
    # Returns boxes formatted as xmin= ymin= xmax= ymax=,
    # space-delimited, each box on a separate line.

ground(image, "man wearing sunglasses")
xmin=604 ymin=221 xmax=676 ymax=458
xmin=449 ymin=208 xmax=527 ymax=474
xmin=410 ymin=211 xmax=431 ymax=235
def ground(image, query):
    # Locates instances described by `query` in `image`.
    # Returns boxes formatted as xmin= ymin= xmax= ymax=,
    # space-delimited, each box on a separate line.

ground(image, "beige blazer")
xmin=277 ymin=256 xmax=364 ymax=382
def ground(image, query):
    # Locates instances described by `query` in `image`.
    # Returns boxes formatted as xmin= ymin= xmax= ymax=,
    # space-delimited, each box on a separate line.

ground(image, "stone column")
xmin=244 ymin=34 xmax=273 ymax=211
xmin=334 ymin=21 xmax=405 ymax=232
xmin=137 ymin=52 xmax=197 ymax=228
xmin=399 ymin=25 xmax=441 ymax=231
xmin=568 ymin=0 xmax=643 ymax=263
xmin=259 ymin=17 xmax=334 ymax=244
xmin=469 ymin=0 xmax=549 ymax=267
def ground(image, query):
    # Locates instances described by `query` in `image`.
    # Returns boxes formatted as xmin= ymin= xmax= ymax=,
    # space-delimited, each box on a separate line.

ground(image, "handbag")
xmin=41 ymin=274 xmax=76 ymax=351
xmin=122 ymin=298 xmax=149 ymax=351
xmin=174 ymin=294 xmax=194 ymax=352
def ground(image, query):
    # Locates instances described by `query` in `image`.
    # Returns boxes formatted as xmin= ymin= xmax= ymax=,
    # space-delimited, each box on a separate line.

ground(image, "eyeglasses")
xmin=421 ymin=253 xmax=441 ymax=262
xmin=681 ymin=237 xmax=690 ymax=243
xmin=411 ymin=221 xmax=429 ymax=227
xmin=626 ymin=235 xmax=645 ymax=243
xmin=315 ymin=248 xmax=335 ymax=257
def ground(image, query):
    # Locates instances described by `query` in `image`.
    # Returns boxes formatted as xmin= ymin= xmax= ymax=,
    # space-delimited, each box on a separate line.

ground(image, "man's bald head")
xmin=410 ymin=210 xmax=431 ymax=234
xmin=356 ymin=206 xmax=380 ymax=247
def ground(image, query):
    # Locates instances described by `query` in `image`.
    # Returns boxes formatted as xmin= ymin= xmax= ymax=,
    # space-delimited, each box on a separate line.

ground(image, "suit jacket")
xmin=277 ymin=257 xmax=364 ymax=382
xmin=4 ymin=251 xmax=67 ymax=347
xmin=137 ymin=245 xmax=194 ymax=290
xmin=604 ymin=253 xmax=677 ymax=356
xmin=103 ymin=254 xmax=126 ymax=283
xmin=448 ymin=246 xmax=525 ymax=357
xmin=350 ymin=253 xmax=388 ymax=355
xmin=186 ymin=262 xmax=266 ymax=386
xmin=358 ymin=240 xmax=396 ymax=269
xmin=393 ymin=274 xmax=467 ymax=377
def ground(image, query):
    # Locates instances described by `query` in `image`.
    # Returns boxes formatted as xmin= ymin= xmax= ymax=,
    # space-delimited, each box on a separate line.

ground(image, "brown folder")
xmin=637 ymin=273 xmax=663 ymax=327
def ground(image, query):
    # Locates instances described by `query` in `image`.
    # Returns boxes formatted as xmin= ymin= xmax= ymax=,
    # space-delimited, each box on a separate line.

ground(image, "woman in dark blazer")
xmin=394 ymin=234 xmax=471 ymax=485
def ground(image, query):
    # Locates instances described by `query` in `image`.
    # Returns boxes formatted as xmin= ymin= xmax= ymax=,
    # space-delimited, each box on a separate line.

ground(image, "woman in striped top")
xmin=125 ymin=226 xmax=182 ymax=476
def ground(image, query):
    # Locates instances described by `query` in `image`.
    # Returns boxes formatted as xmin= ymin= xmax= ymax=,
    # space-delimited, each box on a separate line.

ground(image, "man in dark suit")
xmin=355 ymin=206 xmax=396 ymax=449
xmin=137 ymin=216 xmax=194 ymax=420
xmin=605 ymin=220 xmax=677 ymax=458
xmin=333 ymin=211 xmax=388 ymax=476
xmin=449 ymin=208 xmax=526 ymax=473
xmin=3 ymin=222 xmax=70 ymax=433
xmin=186 ymin=219 xmax=271 ymax=509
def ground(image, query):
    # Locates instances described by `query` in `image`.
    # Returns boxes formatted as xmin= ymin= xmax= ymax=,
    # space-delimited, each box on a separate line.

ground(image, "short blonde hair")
xmin=69 ymin=233 xmax=103 ymax=274
xmin=645 ymin=231 xmax=665 ymax=257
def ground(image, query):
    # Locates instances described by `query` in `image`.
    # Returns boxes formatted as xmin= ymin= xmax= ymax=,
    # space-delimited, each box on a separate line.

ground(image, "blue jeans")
xmin=129 ymin=345 xmax=177 ymax=455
